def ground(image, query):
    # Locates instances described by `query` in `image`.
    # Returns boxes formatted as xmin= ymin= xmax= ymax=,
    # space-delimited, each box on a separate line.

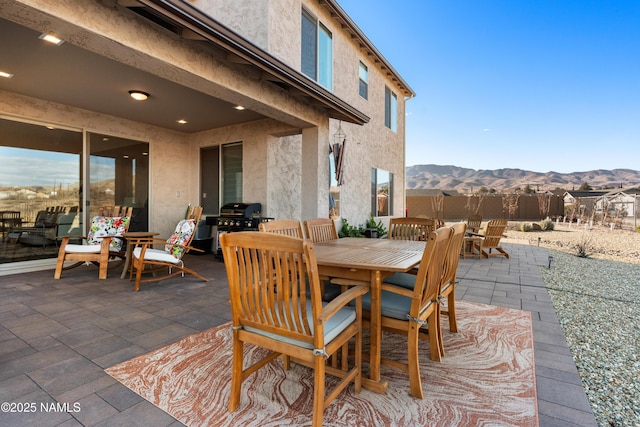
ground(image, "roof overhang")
xmin=130 ymin=0 xmax=370 ymax=125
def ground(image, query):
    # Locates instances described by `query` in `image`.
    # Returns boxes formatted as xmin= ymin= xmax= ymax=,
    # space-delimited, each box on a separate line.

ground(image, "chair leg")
xmin=228 ymin=337 xmax=244 ymax=412
xmin=447 ymin=292 xmax=458 ymax=333
xmin=428 ymin=313 xmax=441 ymax=362
xmin=312 ymin=354 xmax=326 ymax=427
xmin=407 ymin=324 xmax=424 ymax=399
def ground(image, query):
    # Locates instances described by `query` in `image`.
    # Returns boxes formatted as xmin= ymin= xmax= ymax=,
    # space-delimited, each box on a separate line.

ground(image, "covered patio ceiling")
xmin=0 ymin=0 xmax=370 ymax=135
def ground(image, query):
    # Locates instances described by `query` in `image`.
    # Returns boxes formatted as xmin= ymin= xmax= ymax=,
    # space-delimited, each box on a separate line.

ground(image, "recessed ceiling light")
xmin=142 ymin=152 xmax=149 ymax=156
xmin=39 ymin=33 xmax=64 ymax=46
xmin=46 ymin=125 xmax=55 ymax=130
xmin=0 ymin=71 xmax=14 ymax=78
xmin=234 ymin=105 xmax=245 ymax=110
xmin=177 ymin=119 xmax=188 ymax=124
xmin=128 ymin=90 xmax=149 ymax=101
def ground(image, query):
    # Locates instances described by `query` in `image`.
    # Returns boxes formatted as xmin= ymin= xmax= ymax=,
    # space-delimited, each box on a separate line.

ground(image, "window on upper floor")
xmin=359 ymin=61 xmax=368 ymax=99
xmin=384 ymin=86 xmax=398 ymax=132
xmin=301 ymin=8 xmax=333 ymax=90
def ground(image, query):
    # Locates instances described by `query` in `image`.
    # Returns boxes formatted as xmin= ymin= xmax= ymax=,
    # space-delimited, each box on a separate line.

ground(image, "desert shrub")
xmin=574 ymin=232 xmax=592 ymax=258
xmin=519 ymin=223 xmax=533 ymax=232
xmin=540 ymin=218 xmax=555 ymax=231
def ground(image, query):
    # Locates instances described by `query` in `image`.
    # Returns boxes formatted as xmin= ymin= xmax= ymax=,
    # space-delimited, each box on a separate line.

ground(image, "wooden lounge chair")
xmin=220 ymin=231 xmax=367 ymax=427
xmin=130 ymin=206 xmax=208 ymax=291
xmin=472 ymin=218 xmax=510 ymax=259
xmin=466 ymin=214 xmax=482 ymax=233
xmin=54 ymin=208 xmax=133 ymax=280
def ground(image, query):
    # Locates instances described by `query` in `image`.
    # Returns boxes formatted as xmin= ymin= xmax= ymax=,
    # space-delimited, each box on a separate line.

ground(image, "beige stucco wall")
xmin=202 ymin=0 xmax=408 ymax=225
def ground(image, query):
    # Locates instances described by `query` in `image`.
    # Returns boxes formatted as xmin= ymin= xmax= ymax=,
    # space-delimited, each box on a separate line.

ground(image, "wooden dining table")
xmin=313 ymin=237 xmax=425 ymax=393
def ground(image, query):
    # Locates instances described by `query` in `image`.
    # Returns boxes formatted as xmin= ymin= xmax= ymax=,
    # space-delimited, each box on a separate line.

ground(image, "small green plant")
xmin=365 ymin=215 xmax=387 ymax=238
xmin=339 ymin=215 xmax=387 ymax=238
xmin=520 ymin=223 xmax=533 ymax=232
xmin=574 ymin=232 xmax=592 ymax=258
xmin=339 ymin=218 xmax=365 ymax=237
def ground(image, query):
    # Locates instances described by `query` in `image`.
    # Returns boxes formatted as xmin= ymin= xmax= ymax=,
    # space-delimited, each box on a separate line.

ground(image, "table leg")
xmin=120 ymin=244 xmax=133 ymax=279
xmin=360 ymin=270 xmax=388 ymax=393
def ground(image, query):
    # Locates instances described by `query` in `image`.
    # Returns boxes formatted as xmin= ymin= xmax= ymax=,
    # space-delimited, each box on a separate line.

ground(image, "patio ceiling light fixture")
xmin=129 ymin=90 xmax=149 ymax=101
xmin=234 ymin=105 xmax=245 ymax=110
xmin=0 ymin=71 xmax=14 ymax=78
xmin=39 ymin=33 xmax=64 ymax=46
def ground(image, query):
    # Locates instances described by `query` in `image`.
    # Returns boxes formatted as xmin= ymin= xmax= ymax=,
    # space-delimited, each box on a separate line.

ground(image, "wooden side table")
xmin=120 ymin=231 xmax=159 ymax=279
xmin=462 ymin=235 xmax=483 ymax=259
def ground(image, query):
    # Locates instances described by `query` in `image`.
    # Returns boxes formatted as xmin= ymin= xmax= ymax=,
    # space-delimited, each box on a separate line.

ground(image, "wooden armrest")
xmin=381 ymin=282 xmax=415 ymax=297
xmin=318 ymin=284 xmax=368 ymax=323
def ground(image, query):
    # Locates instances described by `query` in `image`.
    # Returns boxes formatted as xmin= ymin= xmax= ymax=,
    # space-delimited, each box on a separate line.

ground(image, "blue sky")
xmin=338 ymin=0 xmax=639 ymax=173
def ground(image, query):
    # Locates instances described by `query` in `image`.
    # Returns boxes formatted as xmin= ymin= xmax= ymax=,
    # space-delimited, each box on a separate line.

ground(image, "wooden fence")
xmin=406 ymin=194 xmax=565 ymax=221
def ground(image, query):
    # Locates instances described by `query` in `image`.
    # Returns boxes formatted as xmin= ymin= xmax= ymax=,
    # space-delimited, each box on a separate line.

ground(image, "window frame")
xmin=301 ymin=8 xmax=333 ymax=90
xmin=384 ymin=86 xmax=398 ymax=132
xmin=358 ymin=61 xmax=368 ymax=99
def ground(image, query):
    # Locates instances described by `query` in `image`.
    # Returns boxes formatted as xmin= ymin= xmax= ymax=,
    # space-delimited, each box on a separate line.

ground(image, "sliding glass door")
xmin=0 ymin=116 xmax=148 ymax=265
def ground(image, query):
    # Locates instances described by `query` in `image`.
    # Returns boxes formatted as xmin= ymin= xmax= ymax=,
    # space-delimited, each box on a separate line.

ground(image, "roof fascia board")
xmin=320 ymin=0 xmax=415 ymax=98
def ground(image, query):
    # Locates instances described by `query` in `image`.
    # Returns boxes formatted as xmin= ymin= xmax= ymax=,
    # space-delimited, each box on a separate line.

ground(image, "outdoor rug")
xmin=106 ymin=301 xmax=537 ymax=426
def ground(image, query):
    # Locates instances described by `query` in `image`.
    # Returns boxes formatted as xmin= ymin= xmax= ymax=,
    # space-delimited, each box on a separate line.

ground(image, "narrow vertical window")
xmin=359 ymin=61 xmax=368 ymax=99
xmin=318 ymin=23 xmax=333 ymax=89
xmin=301 ymin=8 xmax=332 ymax=90
xmin=301 ymin=9 xmax=317 ymax=80
xmin=384 ymin=87 xmax=397 ymax=132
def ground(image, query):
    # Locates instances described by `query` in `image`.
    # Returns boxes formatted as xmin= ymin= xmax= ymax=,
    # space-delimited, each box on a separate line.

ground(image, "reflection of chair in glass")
xmin=374 ymin=227 xmax=452 ymax=398
xmin=388 ymin=217 xmax=439 ymax=241
xmin=54 ymin=211 xmax=132 ymax=280
xmin=466 ymin=214 xmax=482 ymax=233
xmin=130 ymin=206 xmax=207 ymax=291
xmin=16 ymin=210 xmax=60 ymax=247
xmin=220 ymin=231 xmax=367 ymax=427
xmin=472 ymin=218 xmax=510 ymax=259
xmin=1 ymin=211 xmax=22 ymax=242
xmin=258 ymin=219 xmax=303 ymax=237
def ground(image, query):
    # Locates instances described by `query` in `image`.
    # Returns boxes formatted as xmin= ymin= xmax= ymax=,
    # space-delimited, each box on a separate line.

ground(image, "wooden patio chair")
xmin=304 ymin=217 xmax=338 ymax=243
xmin=472 ymin=218 xmax=510 ymax=259
xmin=258 ymin=219 xmax=304 ymax=238
xmin=466 ymin=214 xmax=482 ymax=233
xmin=129 ymin=206 xmax=208 ymax=291
xmin=388 ymin=217 xmax=439 ymax=241
xmin=220 ymin=231 xmax=367 ymax=427
xmin=54 ymin=207 xmax=133 ymax=280
xmin=437 ymin=222 xmax=467 ymax=355
xmin=370 ymin=227 xmax=453 ymax=398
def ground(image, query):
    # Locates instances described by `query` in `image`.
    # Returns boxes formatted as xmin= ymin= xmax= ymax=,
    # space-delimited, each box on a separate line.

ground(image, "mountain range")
xmin=406 ymin=165 xmax=640 ymax=193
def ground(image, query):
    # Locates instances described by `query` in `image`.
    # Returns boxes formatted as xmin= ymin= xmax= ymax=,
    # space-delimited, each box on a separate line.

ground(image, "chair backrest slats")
xmin=304 ymin=218 xmax=338 ymax=243
xmin=466 ymin=214 xmax=482 ymax=233
xmin=442 ymin=222 xmax=466 ymax=287
xmin=388 ymin=217 xmax=439 ymax=241
xmin=411 ymin=227 xmax=453 ymax=310
xmin=221 ymin=232 xmax=319 ymax=345
xmin=482 ymin=219 xmax=508 ymax=247
xmin=258 ymin=219 xmax=304 ymax=238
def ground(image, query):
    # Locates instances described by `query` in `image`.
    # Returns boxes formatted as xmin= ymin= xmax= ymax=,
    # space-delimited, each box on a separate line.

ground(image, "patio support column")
xmin=301 ymin=125 xmax=329 ymax=220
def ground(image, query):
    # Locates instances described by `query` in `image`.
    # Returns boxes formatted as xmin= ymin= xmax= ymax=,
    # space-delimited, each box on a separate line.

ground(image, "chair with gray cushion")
xmin=220 ymin=231 xmax=367 ymax=427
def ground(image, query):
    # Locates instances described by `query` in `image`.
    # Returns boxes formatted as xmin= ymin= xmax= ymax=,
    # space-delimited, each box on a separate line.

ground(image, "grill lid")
xmin=219 ymin=202 xmax=262 ymax=217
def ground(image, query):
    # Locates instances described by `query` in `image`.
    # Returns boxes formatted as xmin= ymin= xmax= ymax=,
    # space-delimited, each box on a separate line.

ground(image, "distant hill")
xmin=406 ymin=165 xmax=640 ymax=193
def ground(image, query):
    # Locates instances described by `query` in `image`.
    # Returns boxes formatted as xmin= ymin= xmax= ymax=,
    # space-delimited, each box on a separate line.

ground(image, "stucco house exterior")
xmin=0 ymin=0 xmax=414 ymax=274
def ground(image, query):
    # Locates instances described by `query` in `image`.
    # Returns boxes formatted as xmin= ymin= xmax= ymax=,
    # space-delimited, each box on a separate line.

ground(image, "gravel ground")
xmin=506 ymin=223 xmax=640 ymax=426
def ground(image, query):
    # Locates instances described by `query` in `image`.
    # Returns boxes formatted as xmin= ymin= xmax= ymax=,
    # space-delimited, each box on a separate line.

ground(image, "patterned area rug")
xmin=106 ymin=301 xmax=537 ymax=426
